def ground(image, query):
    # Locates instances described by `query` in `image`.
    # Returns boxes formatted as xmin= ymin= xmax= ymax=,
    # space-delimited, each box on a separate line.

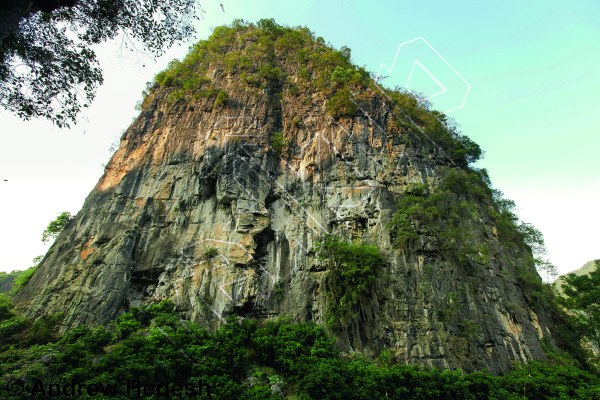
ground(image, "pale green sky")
xmin=0 ymin=0 xmax=598 ymax=277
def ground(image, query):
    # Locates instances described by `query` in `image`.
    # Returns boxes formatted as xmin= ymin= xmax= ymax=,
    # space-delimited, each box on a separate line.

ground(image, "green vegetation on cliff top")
xmin=136 ymin=18 xmax=481 ymax=167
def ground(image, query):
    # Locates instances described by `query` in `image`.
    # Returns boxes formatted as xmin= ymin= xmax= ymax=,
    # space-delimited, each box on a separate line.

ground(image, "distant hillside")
xmin=0 ymin=270 xmax=27 ymax=294
xmin=554 ymin=260 xmax=598 ymax=293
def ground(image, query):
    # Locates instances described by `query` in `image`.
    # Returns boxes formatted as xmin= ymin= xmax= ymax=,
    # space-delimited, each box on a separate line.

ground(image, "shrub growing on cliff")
xmin=25 ymin=313 xmax=63 ymax=346
xmin=203 ymin=247 xmax=219 ymax=260
xmin=380 ymin=88 xmax=483 ymax=166
xmin=269 ymin=132 xmax=289 ymax=156
xmin=214 ymin=90 xmax=229 ymax=107
xmin=387 ymin=168 xmax=556 ymax=283
xmin=313 ymin=235 xmax=383 ymax=329
xmin=330 ymin=66 xmax=366 ymax=88
xmin=11 ymin=265 xmax=38 ymax=294
xmin=41 ymin=211 xmax=73 ymax=244
xmin=257 ymin=65 xmax=282 ymax=81
xmin=11 ymin=255 xmax=47 ymax=295
xmin=387 ymin=170 xmax=488 ymax=264
xmin=327 ymin=88 xmax=358 ymax=119
xmin=0 ymin=295 xmax=12 ymax=322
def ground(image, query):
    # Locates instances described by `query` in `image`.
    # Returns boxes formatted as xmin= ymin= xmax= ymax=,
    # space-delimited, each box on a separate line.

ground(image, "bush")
xmin=239 ymin=55 xmax=252 ymax=70
xmin=241 ymin=73 xmax=260 ymax=87
xmin=12 ymin=265 xmax=38 ymax=294
xmin=298 ymin=68 xmax=310 ymax=81
xmin=289 ymin=86 xmax=300 ymax=96
xmin=0 ymin=294 xmax=13 ymax=322
xmin=42 ymin=211 xmax=73 ymax=244
xmin=257 ymin=18 xmax=287 ymax=37
xmin=330 ymin=66 xmax=365 ymax=87
xmin=0 ymin=316 xmax=28 ymax=339
xmin=270 ymin=132 xmax=289 ymax=156
xmin=0 ymin=298 xmax=598 ymax=399
xmin=214 ymin=90 xmax=229 ymax=107
xmin=115 ymin=315 xmax=142 ymax=340
xmin=313 ymin=235 xmax=383 ymax=328
xmin=203 ymin=247 xmax=219 ymax=260
xmin=26 ymin=313 xmax=63 ymax=345
xmin=327 ymin=88 xmax=357 ymax=119
xmin=257 ymin=65 xmax=282 ymax=81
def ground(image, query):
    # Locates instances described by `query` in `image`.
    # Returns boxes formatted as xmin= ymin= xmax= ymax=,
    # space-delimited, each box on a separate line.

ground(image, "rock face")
xmin=14 ymin=21 xmax=564 ymax=375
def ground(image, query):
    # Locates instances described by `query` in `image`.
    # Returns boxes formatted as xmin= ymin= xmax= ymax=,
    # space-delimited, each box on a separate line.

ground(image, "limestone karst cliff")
xmin=13 ymin=19 xmax=568 ymax=375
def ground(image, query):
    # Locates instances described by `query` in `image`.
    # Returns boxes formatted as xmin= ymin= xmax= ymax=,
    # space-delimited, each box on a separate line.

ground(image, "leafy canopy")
xmin=558 ymin=260 xmax=600 ymax=354
xmin=313 ymin=235 xmax=383 ymax=329
xmin=1 ymin=299 xmax=599 ymax=399
xmin=0 ymin=0 xmax=203 ymax=127
xmin=41 ymin=211 xmax=72 ymax=244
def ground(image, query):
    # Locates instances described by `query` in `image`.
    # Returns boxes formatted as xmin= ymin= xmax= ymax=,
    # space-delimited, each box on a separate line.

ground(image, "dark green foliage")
xmin=196 ymin=85 xmax=220 ymax=100
xmin=0 ymin=294 xmax=13 ymax=322
xmin=0 ymin=269 xmax=31 ymax=295
xmin=0 ymin=310 xmax=62 ymax=352
xmin=239 ymin=55 xmax=252 ymax=70
xmin=25 ymin=313 xmax=63 ymax=345
xmin=165 ymin=83 xmax=218 ymax=105
xmin=487 ymin=190 xmax=557 ymax=280
xmin=296 ymin=359 xmax=600 ymax=400
xmin=330 ymin=66 xmax=365 ymax=87
xmin=11 ymin=265 xmax=38 ymax=294
xmin=257 ymin=65 xmax=282 ymax=81
xmin=203 ymin=247 xmax=219 ymax=260
xmin=387 ymin=168 xmax=555 ymax=281
xmin=214 ymin=90 xmax=230 ymax=107
xmin=1 ymin=0 xmax=202 ymax=127
xmin=10 ymin=256 xmax=45 ymax=295
xmin=387 ymin=169 xmax=490 ymax=264
xmin=42 ymin=211 xmax=73 ymax=244
xmin=327 ymin=88 xmax=358 ymax=118
xmin=313 ymin=235 xmax=383 ymax=329
xmin=251 ymin=320 xmax=339 ymax=374
xmin=497 ymin=362 xmax=600 ymax=400
xmin=270 ymin=132 xmax=289 ymax=155
xmin=0 ymin=294 xmax=28 ymax=343
xmin=241 ymin=72 xmax=260 ymax=86
xmin=558 ymin=260 xmax=600 ymax=357
xmin=257 ymin=18 xmax=287 ymax=37
xmin=0 ymin=316 xmax=28 ymax=340
xmin=0 ymin=299 xmax=598 ymax=399
xmin=298 ymin=68 xmax=311 ymax=81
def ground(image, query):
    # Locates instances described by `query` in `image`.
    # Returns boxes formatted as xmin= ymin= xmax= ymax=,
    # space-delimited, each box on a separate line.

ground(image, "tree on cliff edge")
xmin=0 ymin=0 xmax=204 ymax=127
xmin=41 ymin=211 xmax=72 ymax=243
